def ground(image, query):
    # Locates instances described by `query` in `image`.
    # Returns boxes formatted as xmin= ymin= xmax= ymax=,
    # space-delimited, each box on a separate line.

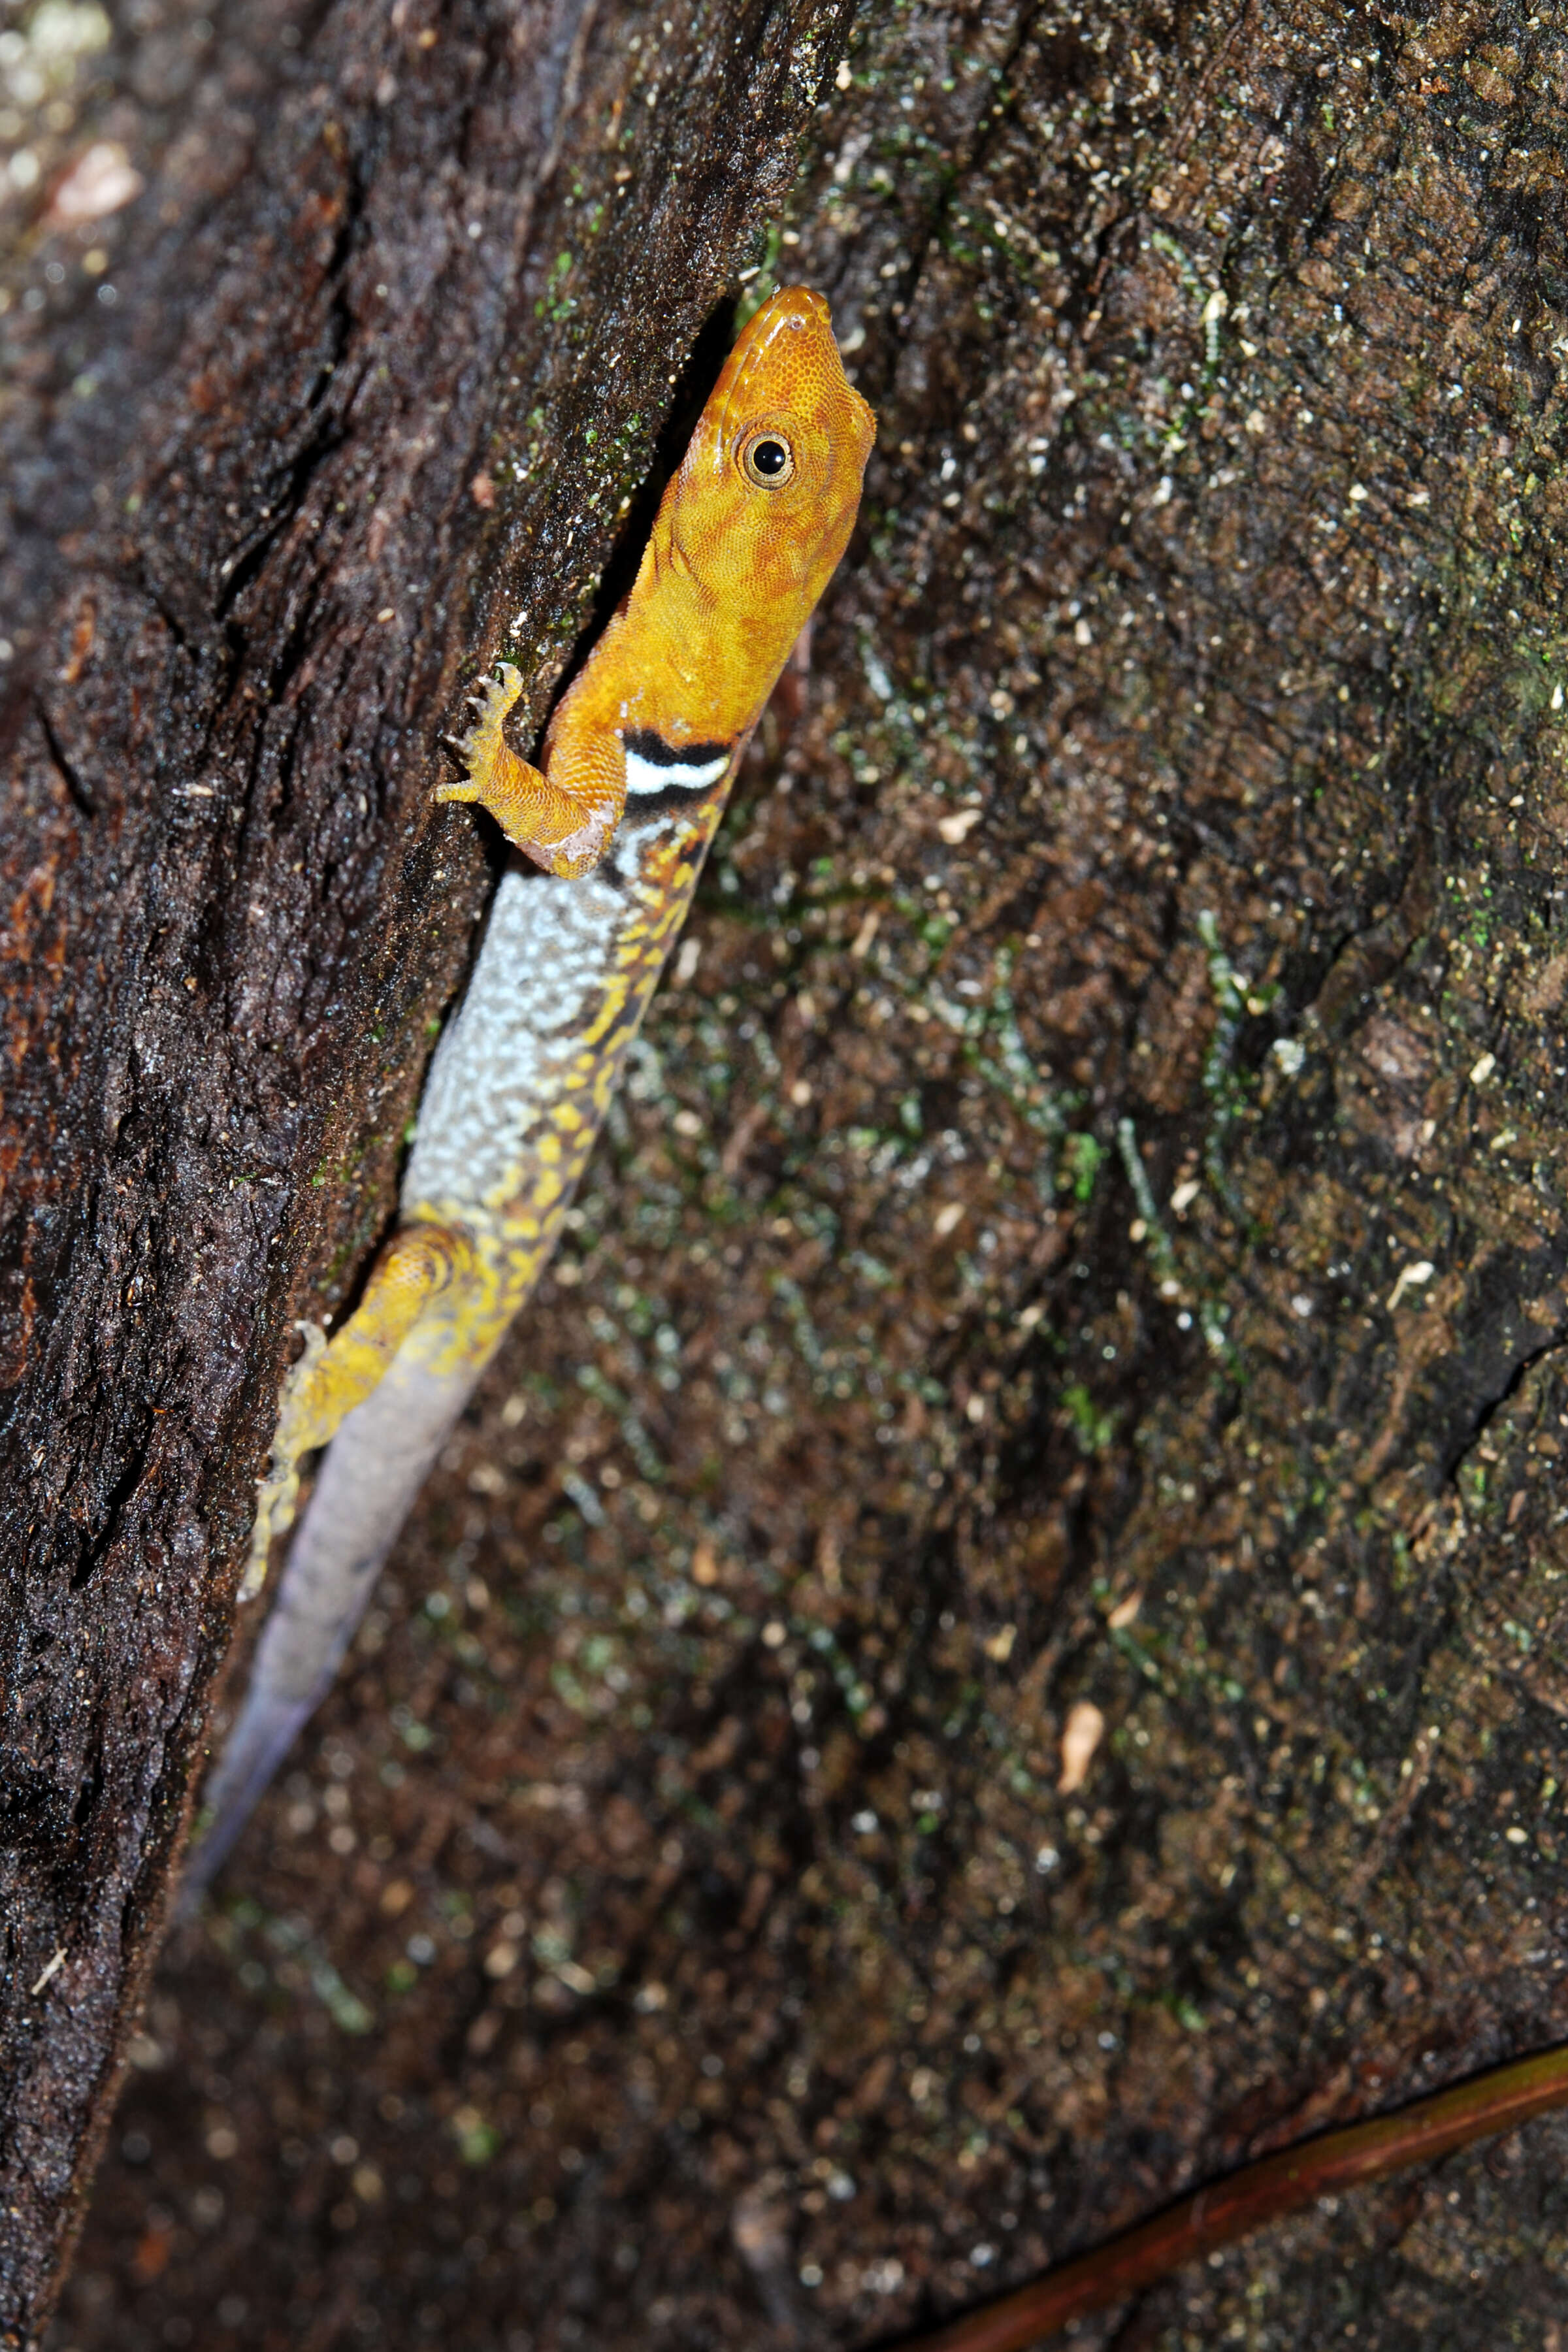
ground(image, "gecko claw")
xmin=448 ymin=666 xmax=526 ymax=764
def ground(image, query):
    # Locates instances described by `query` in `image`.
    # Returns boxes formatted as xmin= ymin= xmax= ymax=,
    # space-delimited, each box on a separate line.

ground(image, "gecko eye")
xmin=739 ymin=430 xmax=796 ymax=488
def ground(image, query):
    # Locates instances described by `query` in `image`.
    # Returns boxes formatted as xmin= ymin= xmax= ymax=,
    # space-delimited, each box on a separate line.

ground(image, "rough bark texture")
xmin=7 ymin=0 xmax=1568 ymax=2346
xmin=0 ymin=0 xmax=844 ymax=2332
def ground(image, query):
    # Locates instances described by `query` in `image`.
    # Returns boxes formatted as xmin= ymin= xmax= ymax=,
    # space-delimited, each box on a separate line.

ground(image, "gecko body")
xmin=190 ymin=289 xmax=874 ymax=1887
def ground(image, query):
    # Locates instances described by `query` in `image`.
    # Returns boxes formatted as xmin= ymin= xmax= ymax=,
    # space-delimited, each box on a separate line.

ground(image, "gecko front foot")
xmin=435 ymin=664 xmax=621 ymax=879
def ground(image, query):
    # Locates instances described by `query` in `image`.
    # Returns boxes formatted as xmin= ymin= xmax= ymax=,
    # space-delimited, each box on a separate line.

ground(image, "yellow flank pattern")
xmin=402 ymin=803 xmax=722 ymax=1379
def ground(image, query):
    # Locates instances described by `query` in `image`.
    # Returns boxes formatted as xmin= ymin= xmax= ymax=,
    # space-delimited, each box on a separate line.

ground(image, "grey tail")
xmin=179 ymin=1349 xmax=480 ymax=1912
xmin=177 ymin=1687 xmax=319 ymax=1909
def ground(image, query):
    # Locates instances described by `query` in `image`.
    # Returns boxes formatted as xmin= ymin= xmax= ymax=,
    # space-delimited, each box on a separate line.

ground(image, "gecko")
xmin=186 ymin=286 xmax=875 ymax=1891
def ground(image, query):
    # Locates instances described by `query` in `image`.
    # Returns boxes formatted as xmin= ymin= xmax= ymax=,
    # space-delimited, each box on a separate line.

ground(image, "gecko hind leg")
xmin=435 ymin=662 xmax=621 ymax=879
xmin=242 ymin=1219 xmax=474 ymax=1599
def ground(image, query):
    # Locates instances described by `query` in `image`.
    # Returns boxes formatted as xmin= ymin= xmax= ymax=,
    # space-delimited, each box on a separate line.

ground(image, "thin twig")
xmin=893 ymin=2040 xmax=1568 ymax=2352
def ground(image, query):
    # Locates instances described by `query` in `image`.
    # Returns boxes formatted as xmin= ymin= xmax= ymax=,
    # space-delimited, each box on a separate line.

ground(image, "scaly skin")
xmin=192 ymin=289 xmax=875 ymax=1887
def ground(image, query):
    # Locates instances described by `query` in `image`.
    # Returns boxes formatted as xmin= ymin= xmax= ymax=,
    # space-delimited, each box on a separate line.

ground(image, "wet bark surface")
xmin=7 ymin=0 xmax=1568 ymax=2345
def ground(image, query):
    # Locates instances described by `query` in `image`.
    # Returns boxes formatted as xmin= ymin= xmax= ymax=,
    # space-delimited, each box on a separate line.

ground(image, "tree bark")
xmin=8 ymin=0 xmax=1568 ymax=2347
xmin=0 ymin=0 xmax=843 ymax=2334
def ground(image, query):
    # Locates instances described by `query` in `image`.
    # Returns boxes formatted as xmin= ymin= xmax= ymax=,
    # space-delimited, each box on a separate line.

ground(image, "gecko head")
xmin=673 ymin=286 xmax=876 ymax=604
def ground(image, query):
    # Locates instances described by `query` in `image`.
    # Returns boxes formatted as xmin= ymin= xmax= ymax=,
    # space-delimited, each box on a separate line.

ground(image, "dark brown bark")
xmin=0 ymin=0 xmax=845 ymax=2334
xmin=8 ymin=0 xmax=1568 ymax=2347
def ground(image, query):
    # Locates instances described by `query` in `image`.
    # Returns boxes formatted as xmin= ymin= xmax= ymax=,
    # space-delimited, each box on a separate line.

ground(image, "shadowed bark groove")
xmin=7 ymin=0 xmax=1568 ymax=2347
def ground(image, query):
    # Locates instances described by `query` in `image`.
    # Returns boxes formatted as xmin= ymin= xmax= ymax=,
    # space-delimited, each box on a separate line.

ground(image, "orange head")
xmin=661 ymin=286 xmax=876 ymax=617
